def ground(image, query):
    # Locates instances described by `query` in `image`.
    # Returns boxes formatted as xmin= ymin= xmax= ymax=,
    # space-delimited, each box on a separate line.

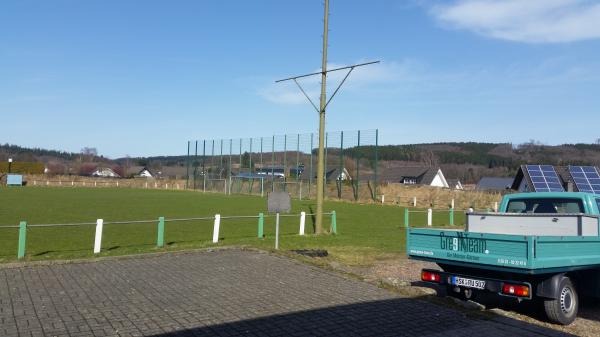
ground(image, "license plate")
xmin=451 ymin=276 xmax=486 ymax=289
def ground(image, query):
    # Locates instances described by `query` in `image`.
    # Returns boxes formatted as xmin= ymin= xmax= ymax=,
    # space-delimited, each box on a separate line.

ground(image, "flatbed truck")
xmin=407 ymin=192 xmax=600 ymax=324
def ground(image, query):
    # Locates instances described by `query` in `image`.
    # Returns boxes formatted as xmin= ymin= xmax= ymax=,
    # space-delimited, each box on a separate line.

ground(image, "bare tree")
xmin=420 ymin=150 xmax=438 ymax=167
xmin=80 ymin=147 xmax=98 ymax=162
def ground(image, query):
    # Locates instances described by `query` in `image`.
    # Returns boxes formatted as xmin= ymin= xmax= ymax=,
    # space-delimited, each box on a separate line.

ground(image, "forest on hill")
xmin=3 ymin=141 xmax=600 ymax=183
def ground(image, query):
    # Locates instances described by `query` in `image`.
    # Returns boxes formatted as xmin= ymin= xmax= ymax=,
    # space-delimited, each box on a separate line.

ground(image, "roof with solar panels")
xmin=511 ymin=164 xmax=600 ymax=194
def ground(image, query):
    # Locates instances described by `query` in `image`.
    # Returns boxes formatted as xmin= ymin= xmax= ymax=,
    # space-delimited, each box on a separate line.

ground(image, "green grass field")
xmin=0 ymin=187 xmax=464 ymax=263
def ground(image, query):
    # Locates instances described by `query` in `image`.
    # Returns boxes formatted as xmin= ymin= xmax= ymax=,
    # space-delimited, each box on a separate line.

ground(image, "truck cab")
xmin=408 ymin=192 xmax=600 ymax=325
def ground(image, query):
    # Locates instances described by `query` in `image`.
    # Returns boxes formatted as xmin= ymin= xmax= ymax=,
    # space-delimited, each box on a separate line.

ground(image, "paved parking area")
xmin=0 ymin=249 xmax=570 ymax=337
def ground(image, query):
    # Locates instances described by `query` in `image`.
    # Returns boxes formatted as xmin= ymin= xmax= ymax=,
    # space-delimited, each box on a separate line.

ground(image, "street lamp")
xmin=8 ymin=158 xmax=12 ymax=174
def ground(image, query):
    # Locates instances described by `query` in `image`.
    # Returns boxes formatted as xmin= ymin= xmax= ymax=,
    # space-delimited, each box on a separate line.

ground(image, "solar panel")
xmin=568 ymin=166 xmax=600 ymax=194
xmin=525 ymin=165 xmax=565 ymax=192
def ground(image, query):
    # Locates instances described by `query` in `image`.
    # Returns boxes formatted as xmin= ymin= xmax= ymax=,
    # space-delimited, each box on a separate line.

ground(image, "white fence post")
xmin=381 ymin=195 xmax=385 ymax=204
xmin=451 ymin=199 xmax=455 ymax=209
xmin=494 ymin=202 xmax=499 ymax=213
xmin=94 ymin=219 xmax=103 ymax=254
xmin=427 ymin=208 xmax=433 ymax=226
xmin=212 ymin=214 xmax=220 ymax=243
xmin=299 ymin=211 xmax=306 ymax=235
xmin=413 ymin=197 xmax=417 ymax=207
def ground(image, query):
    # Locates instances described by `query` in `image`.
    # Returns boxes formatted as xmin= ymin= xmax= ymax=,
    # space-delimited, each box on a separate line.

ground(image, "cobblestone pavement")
xmin=0 ymin=249 xmax=572 ymax=337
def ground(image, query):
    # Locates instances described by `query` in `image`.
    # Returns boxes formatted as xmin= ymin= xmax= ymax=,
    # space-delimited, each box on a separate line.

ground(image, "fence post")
xmin=299 ymin=211 xmax=306 ymax=235
xmin=213 ymin=214 xmax=220 ymax=243
xmin=451 ymin=198 xmax=455 ymax=209
xmin=404 ymin=208 xmax=409 ymax=228
xmin=449 ymin=208 xmax=454 ymax=226
xmin=258 ymin=213 xmax=264 ymax=238
xmin=157 ymin=217 xmax=165 ymax=248
xmin=17 ymin=221 xmax=27 ymax=259
xmin=381 ymin=195 xmax=385 ymax=204
xmin=427 ymin=208 xmax=432 ymax=226
xmin=94 ymin=219 xmax=103 ymax=254
xmin=413 ymin=197 xmax=417 ymax=207
xmin=275 ymin=213 xmax=280 ymax=249
xmin=494 ymin=202 xmax=499 ymax=213
xmin=330 ymin=211 xmax=337 ymax=234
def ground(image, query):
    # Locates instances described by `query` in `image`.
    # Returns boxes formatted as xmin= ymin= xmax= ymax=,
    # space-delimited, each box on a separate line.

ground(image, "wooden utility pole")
xmin=315 ymin=0 xmax=330 ymax=234
xmin=275 ymin=1 xmax=378 ymax=234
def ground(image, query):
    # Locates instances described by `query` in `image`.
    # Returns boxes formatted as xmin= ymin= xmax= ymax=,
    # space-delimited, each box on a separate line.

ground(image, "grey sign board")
xmin=268 ymin=192 xmax=291 ymax=213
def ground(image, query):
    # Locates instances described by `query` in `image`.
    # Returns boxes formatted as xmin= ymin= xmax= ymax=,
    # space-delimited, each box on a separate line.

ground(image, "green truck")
xmin=407 ymin=192 xmax=600 ymax=325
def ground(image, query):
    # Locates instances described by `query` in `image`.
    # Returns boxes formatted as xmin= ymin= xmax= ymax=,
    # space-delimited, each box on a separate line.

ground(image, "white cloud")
xmin=430 ymin=0 xmax=600 ymax=43
xmin=257 ymin=57 xmax=600 ymax=107
xmin=259 ymin=60 xmax=420 ymax=105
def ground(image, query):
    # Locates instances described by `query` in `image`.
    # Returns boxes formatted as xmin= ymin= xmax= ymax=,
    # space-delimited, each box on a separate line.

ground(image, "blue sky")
xmin=1 ymin=0 xmax=600 ymax=158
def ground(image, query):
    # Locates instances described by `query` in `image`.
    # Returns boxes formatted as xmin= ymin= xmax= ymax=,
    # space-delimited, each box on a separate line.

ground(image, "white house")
xmin=136 ymin=167 xmax=153 ymax=178
xmin=446 ymin=179 xmax=464 ymax=190
xmin=91 ymin=167 xmax=120 ymax=178
xmin=379 ymin=166 xmax=449 ymax=188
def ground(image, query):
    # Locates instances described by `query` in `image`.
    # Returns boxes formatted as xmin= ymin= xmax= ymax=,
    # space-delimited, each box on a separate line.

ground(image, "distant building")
xmin=511 ymin=164 xmax=600 ymax=193
xmin=136 ymin=167 xmax=154 ymax=178
xmin=91 ymin=167 xmax=120 ymax=178
xmin=256 ymin=166 xmax=285 ymax=178
xmin=446 ymin=179 xmax=464 ymax=190
xmin=325 ymin=168 xmax=352 ymax=181
xmin=476 ymin=177 xmax=514 ymax=191
xmin=379 ymin=166 xmax=449 ymax=188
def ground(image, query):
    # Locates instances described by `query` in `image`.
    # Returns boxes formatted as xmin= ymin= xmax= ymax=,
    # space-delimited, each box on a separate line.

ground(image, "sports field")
xmin=0 ymin=187 xmax=464 ymax=263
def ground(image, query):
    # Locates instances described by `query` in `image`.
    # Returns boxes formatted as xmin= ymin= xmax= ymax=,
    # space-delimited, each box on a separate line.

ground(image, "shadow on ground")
xmin=149 ymin=297 xmax=572 ymax=337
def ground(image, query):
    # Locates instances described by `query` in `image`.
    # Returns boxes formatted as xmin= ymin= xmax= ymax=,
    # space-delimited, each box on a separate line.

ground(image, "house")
xmin=136 ymin=167 xmax=154 ymax=178
xmin=476 ymin=177 xmax=514 ymax=191
xmin=379 ymin=166 xmax=449 ymax=188
xmin=256 ymin=166 xmax=285 ymax=178
xmin=325 ymin=168 xmax=352 ymax=181
xmin=91 ymin=167 xmax=120 ymax=178
xmin=511 ymin=164 xmax=600 ymax=193
xmin=446 ymin=179 xmax=464 ymax=190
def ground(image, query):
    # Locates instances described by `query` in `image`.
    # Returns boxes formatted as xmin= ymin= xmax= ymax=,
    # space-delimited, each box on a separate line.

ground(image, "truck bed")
xmin=407 ymin=228 xmax=600 ymax=274
xmin=466 ymin=212 xmax=600 ymax=236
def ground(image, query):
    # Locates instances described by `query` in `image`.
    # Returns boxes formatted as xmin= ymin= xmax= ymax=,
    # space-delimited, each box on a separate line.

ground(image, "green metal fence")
xmin=185 ymin=129 xmax=379 ymax=201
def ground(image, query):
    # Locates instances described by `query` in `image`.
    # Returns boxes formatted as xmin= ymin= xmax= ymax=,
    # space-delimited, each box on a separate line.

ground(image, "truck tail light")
xmin=421 ymin=271 xmax=441 ymax=283
xmin=502 ymin=283 xmax=530 ymax=297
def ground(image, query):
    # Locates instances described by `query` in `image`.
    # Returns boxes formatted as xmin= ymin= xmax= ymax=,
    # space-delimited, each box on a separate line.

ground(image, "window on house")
xmin=403 ymin=178 xmax=417 ymax=184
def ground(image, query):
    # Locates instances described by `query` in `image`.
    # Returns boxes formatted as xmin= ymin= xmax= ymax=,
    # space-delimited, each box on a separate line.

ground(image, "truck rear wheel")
xmin=543 ymin=277 xmax=578 ymax=325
